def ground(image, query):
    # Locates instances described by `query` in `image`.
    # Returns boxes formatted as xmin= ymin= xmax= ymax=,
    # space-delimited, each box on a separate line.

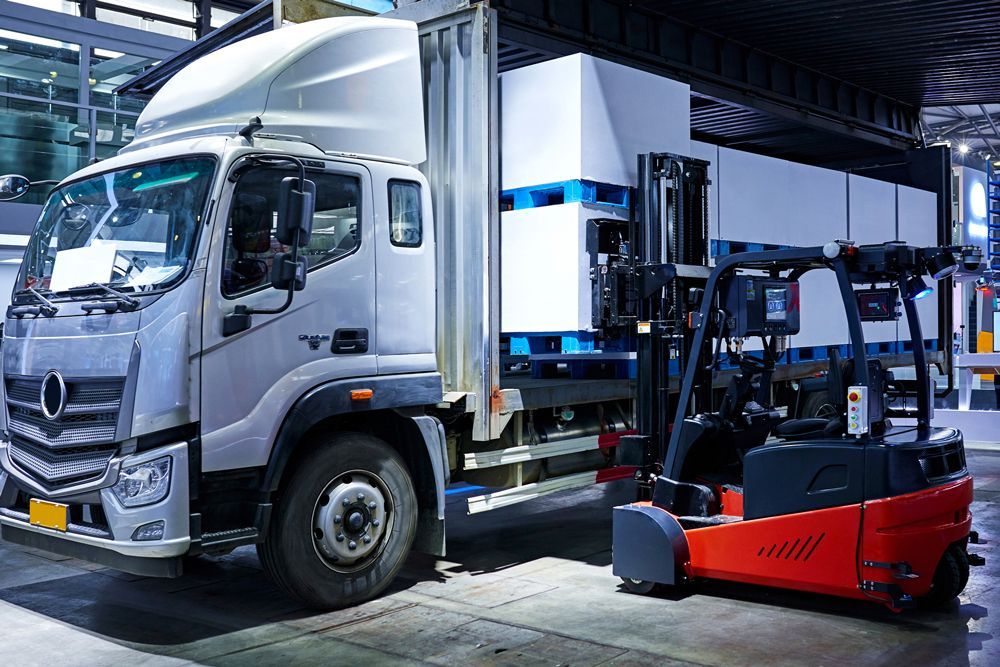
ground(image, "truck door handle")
xmin=332 ymin=328 xmax=369 ymax=354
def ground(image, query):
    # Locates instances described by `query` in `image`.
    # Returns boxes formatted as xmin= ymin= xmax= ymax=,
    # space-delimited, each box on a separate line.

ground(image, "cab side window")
xmin=388 ymin=180 xmax=422 ymax=248
xmin=223 ymin=169 xmax=360 ymax=297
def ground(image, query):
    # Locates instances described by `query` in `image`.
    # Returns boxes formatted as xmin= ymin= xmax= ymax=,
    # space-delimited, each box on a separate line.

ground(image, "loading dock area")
xmin=2 ymin=1 xmax=1000 ymax=665
xmin=0 ymin=448 xmax=996 ymax=665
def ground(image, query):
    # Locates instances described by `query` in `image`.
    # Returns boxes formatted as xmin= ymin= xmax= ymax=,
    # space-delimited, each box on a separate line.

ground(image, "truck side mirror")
xmin=271 ymin=253 xmax=307 ymax=291
xmin=276 ymin=177 xmax=316 ymax=246
xmin=0 ymin=175 xmax=31 ymax=201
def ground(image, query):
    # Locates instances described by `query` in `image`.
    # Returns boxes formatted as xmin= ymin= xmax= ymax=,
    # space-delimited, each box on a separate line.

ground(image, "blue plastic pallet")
xmin=502 ymin=332 xmax=633 ymax=356
xmin=500 ymin=179 xmax=631 ymax=211
xmin=711 ymin=239 xmax=797 ymax=257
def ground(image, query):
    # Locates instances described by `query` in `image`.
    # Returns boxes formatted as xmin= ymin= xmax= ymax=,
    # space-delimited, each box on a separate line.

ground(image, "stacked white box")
xmin=713 ymin=147 xmax=848 ymax=350
xmin=501 ymin=203 xmax=627 ymax=333
xmin=500 ymin=54 xmax=691 ymax=190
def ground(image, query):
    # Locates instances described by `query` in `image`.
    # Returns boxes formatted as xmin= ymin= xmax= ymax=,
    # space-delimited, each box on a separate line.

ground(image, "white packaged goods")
xmin=501 ymin=54 xmax=690 ymax=190
xmin=700 ymin=142 xmax=938 ymax=348
xmin=501 ymin=203 xmax=627 ymax=333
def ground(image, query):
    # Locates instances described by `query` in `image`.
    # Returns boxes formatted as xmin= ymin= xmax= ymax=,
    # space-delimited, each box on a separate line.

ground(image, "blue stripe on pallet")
xmin=500 ymin=179 xmax=631 ymax=211
xmin=711 ymin=239 xmax=797 ymax=256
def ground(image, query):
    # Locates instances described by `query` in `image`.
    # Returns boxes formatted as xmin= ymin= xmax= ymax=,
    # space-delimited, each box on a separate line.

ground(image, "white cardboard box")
xmin=501 ymin=202 xmax=628 ymax=333
xmin=501 ymin=54 xmax=690 ymax=190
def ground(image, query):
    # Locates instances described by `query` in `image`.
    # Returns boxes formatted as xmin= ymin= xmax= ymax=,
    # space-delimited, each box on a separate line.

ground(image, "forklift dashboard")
xmin=721 ymin=275 xmax=800 ymax=338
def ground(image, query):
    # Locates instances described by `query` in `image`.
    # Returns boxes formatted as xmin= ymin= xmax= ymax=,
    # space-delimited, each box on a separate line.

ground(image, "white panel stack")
xmin=500 ymin=54 xmax=691 ymax=190
xmin=898 ymin=184 xmax=939 ymax=339
xmin=501 ymin=203 xmax=627 ymax=333
xmin=848 ymin=174 xmax=898 ymax=344
xmin=717 ymin=148 xmax=846 ymax=247
xmin=713 ymin=147 xmax=848 ymax=349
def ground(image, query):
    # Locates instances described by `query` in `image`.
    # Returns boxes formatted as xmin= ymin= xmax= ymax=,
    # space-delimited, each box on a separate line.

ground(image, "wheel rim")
xmin=311 ymin=469 xmax=394 ymax=573
xmin=815 ymin=403 xmax=838 ymax=419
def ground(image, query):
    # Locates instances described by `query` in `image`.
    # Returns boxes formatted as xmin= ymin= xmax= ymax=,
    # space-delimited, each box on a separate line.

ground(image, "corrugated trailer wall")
xmin=388 ymin=1 xmax=504 ymax=441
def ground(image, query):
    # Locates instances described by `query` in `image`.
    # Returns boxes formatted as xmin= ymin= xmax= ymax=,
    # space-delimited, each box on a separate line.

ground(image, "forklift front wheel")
xmin=621 ymin=577 xmax=659 ymax=595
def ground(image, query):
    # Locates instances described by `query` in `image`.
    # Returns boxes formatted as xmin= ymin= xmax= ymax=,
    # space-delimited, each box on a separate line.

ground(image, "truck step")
xmin=466 ymin=466 xmax=636 ymax=514
xmin=463 ymin=430 xmax=636 ymax=470
xmin=500 ymin=179 xmax=630 ymax=211
xmin=199 ymin=527 xmax=259 ymax=551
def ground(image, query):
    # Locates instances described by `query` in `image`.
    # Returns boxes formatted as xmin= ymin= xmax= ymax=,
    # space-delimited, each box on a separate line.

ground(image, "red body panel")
xmin=647 ymin=476 xmax=973 ymax=603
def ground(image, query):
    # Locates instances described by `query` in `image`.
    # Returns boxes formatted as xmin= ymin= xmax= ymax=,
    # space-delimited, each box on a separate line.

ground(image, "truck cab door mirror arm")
xmin=223 ymin=155 xmax=316 ymax=337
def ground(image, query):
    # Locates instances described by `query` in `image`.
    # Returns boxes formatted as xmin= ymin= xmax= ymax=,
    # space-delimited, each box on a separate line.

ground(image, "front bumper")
xmin=0 ymin=441 xmax=191 ymax=576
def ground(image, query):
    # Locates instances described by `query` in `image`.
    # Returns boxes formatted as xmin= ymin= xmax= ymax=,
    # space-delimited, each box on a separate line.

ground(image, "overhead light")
xmin=903 ymin=275 xmax=933 ymax=301
xmin=41 ymin=78 xmax=52 ymax=84
xmin=0 ymin=45 xmax=8 ymax=51
xmin=959 ymin=143 xmax=970 ymax=154
xmin=93 ymin=47 xmax=125 ymax=59
xmin=926 ymin=250 xmax=958 ymax=280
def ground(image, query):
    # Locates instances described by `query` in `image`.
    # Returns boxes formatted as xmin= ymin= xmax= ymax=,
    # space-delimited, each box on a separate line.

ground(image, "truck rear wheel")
xmin=258 ymin=432 xmax=417 ymax=609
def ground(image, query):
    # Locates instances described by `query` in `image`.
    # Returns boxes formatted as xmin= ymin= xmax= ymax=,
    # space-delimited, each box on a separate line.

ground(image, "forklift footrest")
xmin=612 ymin=503 xmax=689 ymax=586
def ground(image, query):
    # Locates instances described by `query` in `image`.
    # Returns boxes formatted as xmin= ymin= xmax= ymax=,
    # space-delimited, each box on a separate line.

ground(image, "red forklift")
xmin=609 ymin=154 xmax=986 ymax=610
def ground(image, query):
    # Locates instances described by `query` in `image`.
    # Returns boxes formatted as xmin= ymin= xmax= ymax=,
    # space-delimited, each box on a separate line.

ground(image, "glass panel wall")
xmin=89 ymin=47 xmax=159 ymax=115
xmin=0 ymin=28 xmax=81 ymax=105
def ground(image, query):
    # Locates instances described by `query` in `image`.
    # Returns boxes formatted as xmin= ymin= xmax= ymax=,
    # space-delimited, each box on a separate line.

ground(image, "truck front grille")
xmin=8 ymin=438 xmax=118 ymax=485
xmin=5 ymin=375 xmax=125 ymax=487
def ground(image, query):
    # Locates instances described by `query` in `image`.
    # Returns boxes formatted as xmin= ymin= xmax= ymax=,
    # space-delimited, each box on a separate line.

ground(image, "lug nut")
xmin=368 ymin=501 xmax=377 ymax=510
xmin=335 ymin=533 xmax=344 ymax=542
xmin=363 ymin=535 xmax=372 ymax=544
xmin=357 ymin=492 xmax=365 ymax=501
xmin=342 ymin=497 xmax=351 ymax=506
xmin=372 ymin=519 xmax=380 ymax=527
xmin=334 ymin=515 xmax=342 ymax=524
xmin=348 ymin=541 xmax=357 ymax=550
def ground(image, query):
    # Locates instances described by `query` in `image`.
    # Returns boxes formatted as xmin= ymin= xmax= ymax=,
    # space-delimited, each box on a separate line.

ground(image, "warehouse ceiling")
xmin=120 ymin=0 xmax=1000 ymax=168
xmin=632 ymin=0 xmax=1000 ymax=108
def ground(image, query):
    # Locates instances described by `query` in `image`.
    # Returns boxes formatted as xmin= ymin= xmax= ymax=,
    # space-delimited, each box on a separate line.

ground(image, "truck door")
xmin=199 ymin=159 xmax=376 ymax=472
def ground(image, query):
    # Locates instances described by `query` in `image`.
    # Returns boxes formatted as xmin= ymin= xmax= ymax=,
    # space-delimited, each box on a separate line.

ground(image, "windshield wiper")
xmin=7 ymin=287 xmax=59 ymax=318
xmin=69 ymin=283 xmax=140 ymax=313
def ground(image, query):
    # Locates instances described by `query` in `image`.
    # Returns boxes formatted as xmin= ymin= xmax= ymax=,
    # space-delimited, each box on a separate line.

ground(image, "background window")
xmin=222 ymin=169 xmax=360 ymax=297
xmin=389 ymin=180 xmax=422 ymax=247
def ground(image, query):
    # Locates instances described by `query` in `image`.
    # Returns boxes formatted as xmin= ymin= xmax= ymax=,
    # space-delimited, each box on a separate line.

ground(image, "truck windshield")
xmin=15 ymin=157 xmax=215 ymax=298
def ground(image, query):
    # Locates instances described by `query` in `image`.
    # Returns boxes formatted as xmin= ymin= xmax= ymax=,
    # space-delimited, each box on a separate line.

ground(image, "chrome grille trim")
xmin=4 ymin=375 xmax=125 ymax=488
xmin=8 ymin=438 xmax=117 ymax=483
xmin=5 ymin=376 xmax=124 ymax=448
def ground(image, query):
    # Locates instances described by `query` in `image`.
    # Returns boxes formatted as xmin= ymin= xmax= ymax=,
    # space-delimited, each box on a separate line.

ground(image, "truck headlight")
xmin=111 ymin=456 xmax=171 ymax=508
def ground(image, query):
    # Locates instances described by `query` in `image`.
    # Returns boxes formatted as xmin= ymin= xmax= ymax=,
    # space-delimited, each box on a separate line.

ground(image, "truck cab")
xmin=0 ymin=17 xmax=450 ymax=608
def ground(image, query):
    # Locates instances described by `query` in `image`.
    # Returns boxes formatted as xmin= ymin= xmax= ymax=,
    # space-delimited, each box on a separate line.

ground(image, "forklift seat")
xmin=772 ymin=416 xmax=841 ymax=439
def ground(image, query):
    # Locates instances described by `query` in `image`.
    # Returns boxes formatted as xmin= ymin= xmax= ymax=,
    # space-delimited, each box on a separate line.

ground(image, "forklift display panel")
xmin=856 ymin=287 xmax=899 ymax=322
xmin=722 ymin=275 xmax=800 ymax=337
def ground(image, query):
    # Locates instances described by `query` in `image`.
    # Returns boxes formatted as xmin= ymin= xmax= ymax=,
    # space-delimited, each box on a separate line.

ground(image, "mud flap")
xmin=612 ymin=503 xmax=689 ymax=585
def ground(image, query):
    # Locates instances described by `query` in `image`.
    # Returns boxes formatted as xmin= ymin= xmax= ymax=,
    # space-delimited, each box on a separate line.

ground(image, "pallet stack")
xmin=499 ymin=54 xmax=690 ymax=377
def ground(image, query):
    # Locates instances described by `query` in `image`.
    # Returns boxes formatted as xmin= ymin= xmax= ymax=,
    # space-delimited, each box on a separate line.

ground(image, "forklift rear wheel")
xmin=621 ymin=577 xmax=659 ymax=595
xmin=258 ymin=432 xmax=417 ymax=609
xmin=922 ymin=543 xmax=970 ymax=607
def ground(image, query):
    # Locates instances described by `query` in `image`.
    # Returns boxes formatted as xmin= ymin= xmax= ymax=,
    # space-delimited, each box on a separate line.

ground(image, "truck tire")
xmin=258 ymin=431 xmax=417 ymax=609
xmin=921 ymin=543 xmax=969 ymax=607
xmin=800 ymin=390 xmax=838 ymax=419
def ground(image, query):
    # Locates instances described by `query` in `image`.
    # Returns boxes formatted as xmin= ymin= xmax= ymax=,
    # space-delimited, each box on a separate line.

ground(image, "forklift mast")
xmin=630 ymin=153 xmax=712 ymax=486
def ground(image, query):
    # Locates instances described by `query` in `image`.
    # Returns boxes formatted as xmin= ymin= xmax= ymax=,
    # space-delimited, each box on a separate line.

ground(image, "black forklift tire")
xmin=257 ymin=431 xmax=417 ymax=609
xmin=621 ymin=577 xmax=660 ymax=595
xmin=921 ymin=543 xmax=970 ymax=607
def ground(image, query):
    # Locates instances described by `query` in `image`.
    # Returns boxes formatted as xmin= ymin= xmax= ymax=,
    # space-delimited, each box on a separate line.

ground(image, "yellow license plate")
xmin=29 ymin=498 xmax=68 ymax=532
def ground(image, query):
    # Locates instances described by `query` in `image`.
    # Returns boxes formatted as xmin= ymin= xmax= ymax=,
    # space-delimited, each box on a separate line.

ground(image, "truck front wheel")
xmin=258 ymin=432 xmax=417 ymax=609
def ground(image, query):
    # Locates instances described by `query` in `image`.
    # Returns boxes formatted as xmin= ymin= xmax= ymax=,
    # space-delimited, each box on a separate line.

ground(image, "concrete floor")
xmin=0 ymin=450 xmax=998 ymax=667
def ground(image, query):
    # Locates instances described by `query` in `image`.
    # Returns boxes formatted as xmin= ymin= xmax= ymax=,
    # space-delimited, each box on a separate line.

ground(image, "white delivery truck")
xmin=0 ymin=3 xmax=950 ymax=609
